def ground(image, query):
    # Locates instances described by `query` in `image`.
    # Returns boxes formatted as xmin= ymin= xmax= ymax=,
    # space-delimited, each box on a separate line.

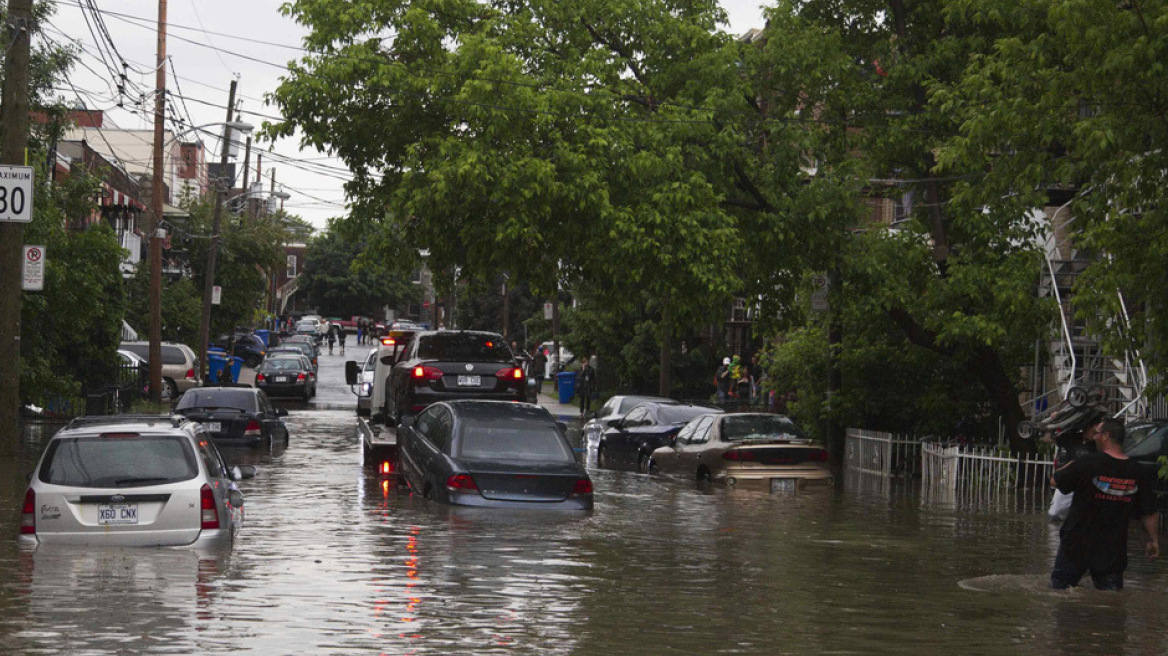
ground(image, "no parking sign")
xmin=22 ymin=245 xmax=44 ymax=291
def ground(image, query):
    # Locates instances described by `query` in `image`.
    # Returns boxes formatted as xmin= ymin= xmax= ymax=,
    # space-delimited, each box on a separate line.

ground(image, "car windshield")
xmin=417 ymin=333 xmax=511 ymax=361
xmin=295 ymin=321 xmax=316 ymax=330
xmin=658 ymin=405 xmax=718 ymax=425
xmin=456 ymin=420 xmax=576 ymax=462
xmin=619 ymin=397 xmax=667 ymax=414
xmin=175 ymin=389 xmax=258 ymax=412
xmin=1124 ymin=423 xmax=1168 ymax=458
xmin=262 ymin=358 xmax=303 ymax=372
xmin=39 ymin=434 xmax=199 ymax=488
xmin=721 ymin=415 xmax=808 ymax=442
xmin=273 ymin=345 xmax=311 ymax=357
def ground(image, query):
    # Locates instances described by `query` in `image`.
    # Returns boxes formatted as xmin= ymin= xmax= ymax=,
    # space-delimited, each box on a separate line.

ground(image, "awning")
xmin=101 ymin=183 xmax=146 ymax=211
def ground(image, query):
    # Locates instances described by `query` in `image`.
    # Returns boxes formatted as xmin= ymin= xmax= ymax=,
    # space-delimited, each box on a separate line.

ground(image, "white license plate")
xmin=207 ymin=422 xmax=221 ymax=432
xmin=97 ymin=504 xmax=138 ymax=525
xmin=457 ymin=375 xmax=481 ymax=387
xmin=274 ymin=376 xmax=288 ymax=383
xmin=770 ymin=478 xmax=797 ymax=493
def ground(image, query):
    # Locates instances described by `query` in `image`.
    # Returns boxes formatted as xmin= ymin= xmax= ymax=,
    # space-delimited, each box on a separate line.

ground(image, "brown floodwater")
xmin=1 ymin=410 xmax=1165 ymax=655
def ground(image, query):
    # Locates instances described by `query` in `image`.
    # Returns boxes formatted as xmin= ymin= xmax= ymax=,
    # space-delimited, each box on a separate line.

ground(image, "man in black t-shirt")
xmin=1050 ymin=418 xmax=1160 ymax=590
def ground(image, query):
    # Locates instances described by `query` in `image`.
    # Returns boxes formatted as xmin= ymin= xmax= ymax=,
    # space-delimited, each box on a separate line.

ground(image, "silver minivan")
xmin=119 ymin=341 xmax=201 ymax=400
xmin=19 ymin=415 xmax=254 ymax=549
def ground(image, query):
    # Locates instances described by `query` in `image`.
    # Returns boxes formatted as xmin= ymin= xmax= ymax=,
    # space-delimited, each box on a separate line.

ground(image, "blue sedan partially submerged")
xmin=398 ymin=400 xmax=593 ymax=510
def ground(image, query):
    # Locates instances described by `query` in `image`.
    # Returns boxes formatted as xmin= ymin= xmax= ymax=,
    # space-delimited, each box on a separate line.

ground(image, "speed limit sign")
xmin=0 ymin=165 xmax=33 ymax=223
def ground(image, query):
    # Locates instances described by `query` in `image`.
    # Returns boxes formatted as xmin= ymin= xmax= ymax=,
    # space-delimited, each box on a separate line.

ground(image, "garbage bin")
xmin=556 ymin=371 xmax=577 ymax=404
xmin=207 ymin=352 xmax=229 ymax=383
xmin=254 ymin=329 xmax=270 ymax=347
xmin=227 ymin=356 xmax=244 ymax=382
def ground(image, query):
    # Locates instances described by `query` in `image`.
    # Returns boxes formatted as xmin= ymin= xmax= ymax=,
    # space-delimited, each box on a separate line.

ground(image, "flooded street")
xmin=0 ymin=360 xmax=1166 ymax=654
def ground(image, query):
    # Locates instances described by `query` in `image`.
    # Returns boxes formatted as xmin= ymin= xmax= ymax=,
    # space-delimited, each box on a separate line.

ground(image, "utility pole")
xmin=239 ymin=135 xmax=251 ymax=220
xmin=196 ymin=79 xmax=238 ymax=383
xmin=501 ymin=275 xmax=509 ymax=341
xmin=147 ymin=0 xmax=168 ymax=403
xmin=0 ymin=0 xmax=34 ymax=452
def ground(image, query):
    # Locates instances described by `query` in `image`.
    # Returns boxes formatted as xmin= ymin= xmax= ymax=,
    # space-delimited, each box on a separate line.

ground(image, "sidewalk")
xmin=536 ymin=389 xmax=582 ymax=424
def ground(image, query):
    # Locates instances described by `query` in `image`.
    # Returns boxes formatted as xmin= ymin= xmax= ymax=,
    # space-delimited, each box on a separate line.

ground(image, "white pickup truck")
xmin=345 ymin=330 xmax=415 ymax=469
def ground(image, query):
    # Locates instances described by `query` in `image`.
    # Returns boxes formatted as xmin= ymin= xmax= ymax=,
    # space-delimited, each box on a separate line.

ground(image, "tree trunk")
xmin=658 ymin=303 xmax=672 ymax=397
xmin=965 ymin=346 xmax=1032 ymax=454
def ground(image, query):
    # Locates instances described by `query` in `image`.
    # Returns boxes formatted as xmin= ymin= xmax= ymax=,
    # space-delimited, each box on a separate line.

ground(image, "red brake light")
xmin=200 ymin=484 xmax=220 ymax=530
xmin=445 ymin=474 xmax=479 ymax=492
xmin=244 ymin=420 xmax=262 ymax=436
xmin=185 ymin=368 xmax=196 ymax=380
xmin=809 ymin=449 xmax=829 ymax=462
xmin=297 ymin=373 xmax=306 ymax=382
xmin=20 ymin=489 xmax=35 ymax=534
xmin=255 ymin=373 xmax=266 ymax=383
xmin=412 ymin=366 xmax=443 ymax=381
xmin=381 ymin=337 xmax=396 ymax=346
xmin=723 ymin=450 xmax=757 ymax=462
xmin=572 ymin=479 xmax=593 ymax=495
xmin=495 ymin=367 xmax=524 ymax=380
xmin=380 ymin=461 xmax=394 ymax=475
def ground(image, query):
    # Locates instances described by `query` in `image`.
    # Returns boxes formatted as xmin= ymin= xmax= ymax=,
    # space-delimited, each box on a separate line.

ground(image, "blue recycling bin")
xmin=207 ymin=354 xmax=243 ymax=383
xmin=556 ymin=371 xmax=577 ymax=404
xmin=254 ymin=329 xmax=270 ymax=347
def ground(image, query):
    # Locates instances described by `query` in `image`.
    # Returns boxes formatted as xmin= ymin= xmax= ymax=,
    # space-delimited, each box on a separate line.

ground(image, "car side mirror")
xmin=670 ymin=435 xmax=679 ymax=448
xmin=276 ymin=408 xmax=289 ymax=417
xmin=345 ymin=360 xmax=359 ymax=384
xmin=399 ymin=416 xmax=415 ymax=429
xmin=231 ymin=465 xmax=258 ymax=481
xmin=556 ymin=421 xmax=568 ymax=434
xmin=607 ymin=419 xmax=622 ymax=429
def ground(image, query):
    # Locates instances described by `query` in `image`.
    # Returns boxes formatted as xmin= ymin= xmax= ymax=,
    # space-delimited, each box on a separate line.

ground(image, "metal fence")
xmin=921 ymin=443 xmax=1054 ymax=512
xmin=844 ymin=428 xmax=922 ymax=479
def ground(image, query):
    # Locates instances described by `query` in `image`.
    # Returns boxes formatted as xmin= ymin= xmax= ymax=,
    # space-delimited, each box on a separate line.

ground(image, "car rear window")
xmin=659 ymin=405 xmax=719 ymax=425
xmin=175 ymin=388 xmax=259 ymax=412
xmin=456 ymin=420 xmax=575 ymax=463
xmin=1124 ymin=423 xmax=1168 ymax=458
xmin=263 ymin=358 xmax=303 ymax=372
xmin=721 ymin=415 xmax=808 ymax=442
xmin=417 ymin=334 xmax=511 ymax=361
xmin=39 ymin=434 xmax=198 ymax=487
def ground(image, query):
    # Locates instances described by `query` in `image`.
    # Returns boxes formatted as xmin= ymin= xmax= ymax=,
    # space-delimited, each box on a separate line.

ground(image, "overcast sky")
xmin=48 ymin=1 xmax=769 ymax=230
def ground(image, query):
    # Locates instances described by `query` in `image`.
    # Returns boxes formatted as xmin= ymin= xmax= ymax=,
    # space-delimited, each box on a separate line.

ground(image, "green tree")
xmin=299 ymin=230 xmax=419 ymax=318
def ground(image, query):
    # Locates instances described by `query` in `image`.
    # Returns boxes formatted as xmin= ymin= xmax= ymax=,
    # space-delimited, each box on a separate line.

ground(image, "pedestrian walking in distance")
xmin=715 ymin=357 xmax=731 ymax=405
xmin=578 ymin=355 xmax=596 ymax=416
xmin=1050 ymin=418 xmax=1159 ymax=591
xmin=326 ymin=326 xmax=336 ymax=355
xmin=532 ymin=349 xmax=547 ymax=395
xmin=338 ymin=327 xmax=347 ymax=355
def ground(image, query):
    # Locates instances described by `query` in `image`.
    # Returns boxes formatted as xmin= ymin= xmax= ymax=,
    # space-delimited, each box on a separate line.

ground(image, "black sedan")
xmin=268 ymin=343 xmax=318 ymax=372
xmin=254 ymin=356 xmax=316 ymax=401
xmin=173 ymin=387 xmax=289 ymax=448
xmin=386 ymin=330 xmax=526 ymax=425
xmin=398 ymin=400 xmax=593 ymax=510
xmin=596 ymin=401 xmax=724 ymax=473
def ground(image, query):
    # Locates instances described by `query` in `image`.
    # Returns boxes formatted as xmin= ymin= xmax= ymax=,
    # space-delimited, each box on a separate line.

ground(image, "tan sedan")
xmin=649 ymin=413 xmax=832 ymax=491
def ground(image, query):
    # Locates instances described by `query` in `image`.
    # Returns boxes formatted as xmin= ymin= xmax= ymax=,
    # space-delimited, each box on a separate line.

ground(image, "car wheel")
xmin=161 ymin=379 xmax=178 ymax=402
xmin=303 ymin=388 xmax=311 ymax=403
xmin=647 ymin=457 xmax=659 ymax=476
xmin=284 ymin=430 xmax=290 ymax=446
xmin=596 ymin=445 xmax=609 ymax=469
xmin=637 ymin=452 xmax=651 ymax=475
xmin=697 ymin=467 xmax=712 ymax=484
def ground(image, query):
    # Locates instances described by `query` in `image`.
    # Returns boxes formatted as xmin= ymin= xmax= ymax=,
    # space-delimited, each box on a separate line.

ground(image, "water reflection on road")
xmin=0 ymin=410 xmax=1165 ymax=654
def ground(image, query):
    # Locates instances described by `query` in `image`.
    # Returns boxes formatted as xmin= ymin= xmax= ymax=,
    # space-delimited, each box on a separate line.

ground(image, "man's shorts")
xmin=1050 ymin=543 xmax=1124 ymax=591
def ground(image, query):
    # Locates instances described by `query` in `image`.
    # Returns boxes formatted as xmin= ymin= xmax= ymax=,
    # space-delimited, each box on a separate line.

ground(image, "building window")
xmin=286 ymin=254 xmax=297 ymax=278
xmin=892 ymin=190 xmax=914 ymax=225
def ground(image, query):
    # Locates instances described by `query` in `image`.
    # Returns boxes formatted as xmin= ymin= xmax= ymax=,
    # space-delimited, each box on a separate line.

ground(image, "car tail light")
xmin=297 ymin=373 xmax=306 ymax=382
xmin=100 ymin=432 xmax=140 ymax=439
xmin=380 ymin=461 xmax=393 ymax=475
xmin=445 ymin=474 xmax=479 ymax=493
xmin=412 ymin=366 xmax=444 ymax=381
xmin=244 ymin=420 xmax=262 ymax=436
xmin=495 ymin=367 xmax=524 ymax=380
xmin=807 ymin=449 xmax=829 ymax=462
xmin=380 ymin=337 xmax=396 ymax=346
xmin=255 ymin=373 xmax=266 ymax=383
xmin=20 ymin=489 xmax=35 ymax=535
xmin=185 ymin=368 xmax=196 ymax=380
xmin=200 ymin=484 xmax=220 ymax=530
xmin=723 ymin=450 xmax=757 ymax=462
xmin=571 ymin=478 xmax=593 ymax=495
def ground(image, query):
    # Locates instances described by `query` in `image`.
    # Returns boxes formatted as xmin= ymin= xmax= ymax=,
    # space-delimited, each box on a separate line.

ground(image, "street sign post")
xmin=0 ymin=165 xmax=33 ymax=223
xmin=810 ymin=274 xmax=830 ymax=312
xmin=212 ymin=285 xmax=222 ymax=305
xmin=544 ymin=302 xmax=554 ymax=320
xmin=21 ymin=245 xmax=43 ymax=291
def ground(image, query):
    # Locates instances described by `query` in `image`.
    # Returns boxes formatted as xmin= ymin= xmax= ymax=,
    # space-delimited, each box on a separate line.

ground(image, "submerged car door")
xmin=614 ymin=407 xmax=653 ymax=463
xmin=257 ymin=391 xmax=287 ymax=442
xmin=679 ymin=416 xmax=717 ymax=473
xmin=654 ymin=418 xmax=700 ymax=473
xmin=406 ymin=405 xmax=451 ymax=489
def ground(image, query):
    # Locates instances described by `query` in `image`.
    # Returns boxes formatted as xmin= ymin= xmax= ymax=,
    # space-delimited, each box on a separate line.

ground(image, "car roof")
xmin=442 ymin=399 xmax=554 ymax=421
xmin=63 ymin=414 xmax=196 ymax=436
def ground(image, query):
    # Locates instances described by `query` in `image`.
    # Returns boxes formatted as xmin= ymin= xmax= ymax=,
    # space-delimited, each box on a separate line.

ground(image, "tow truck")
xmin=345 ymin=329 xmax=415 ymax=471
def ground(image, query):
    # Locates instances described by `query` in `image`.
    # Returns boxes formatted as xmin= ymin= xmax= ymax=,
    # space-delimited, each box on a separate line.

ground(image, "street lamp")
xmin=147 ymin=112 xmax=254 ymax=401
xmin=196 ymin=98 xmax=254 ymax=385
